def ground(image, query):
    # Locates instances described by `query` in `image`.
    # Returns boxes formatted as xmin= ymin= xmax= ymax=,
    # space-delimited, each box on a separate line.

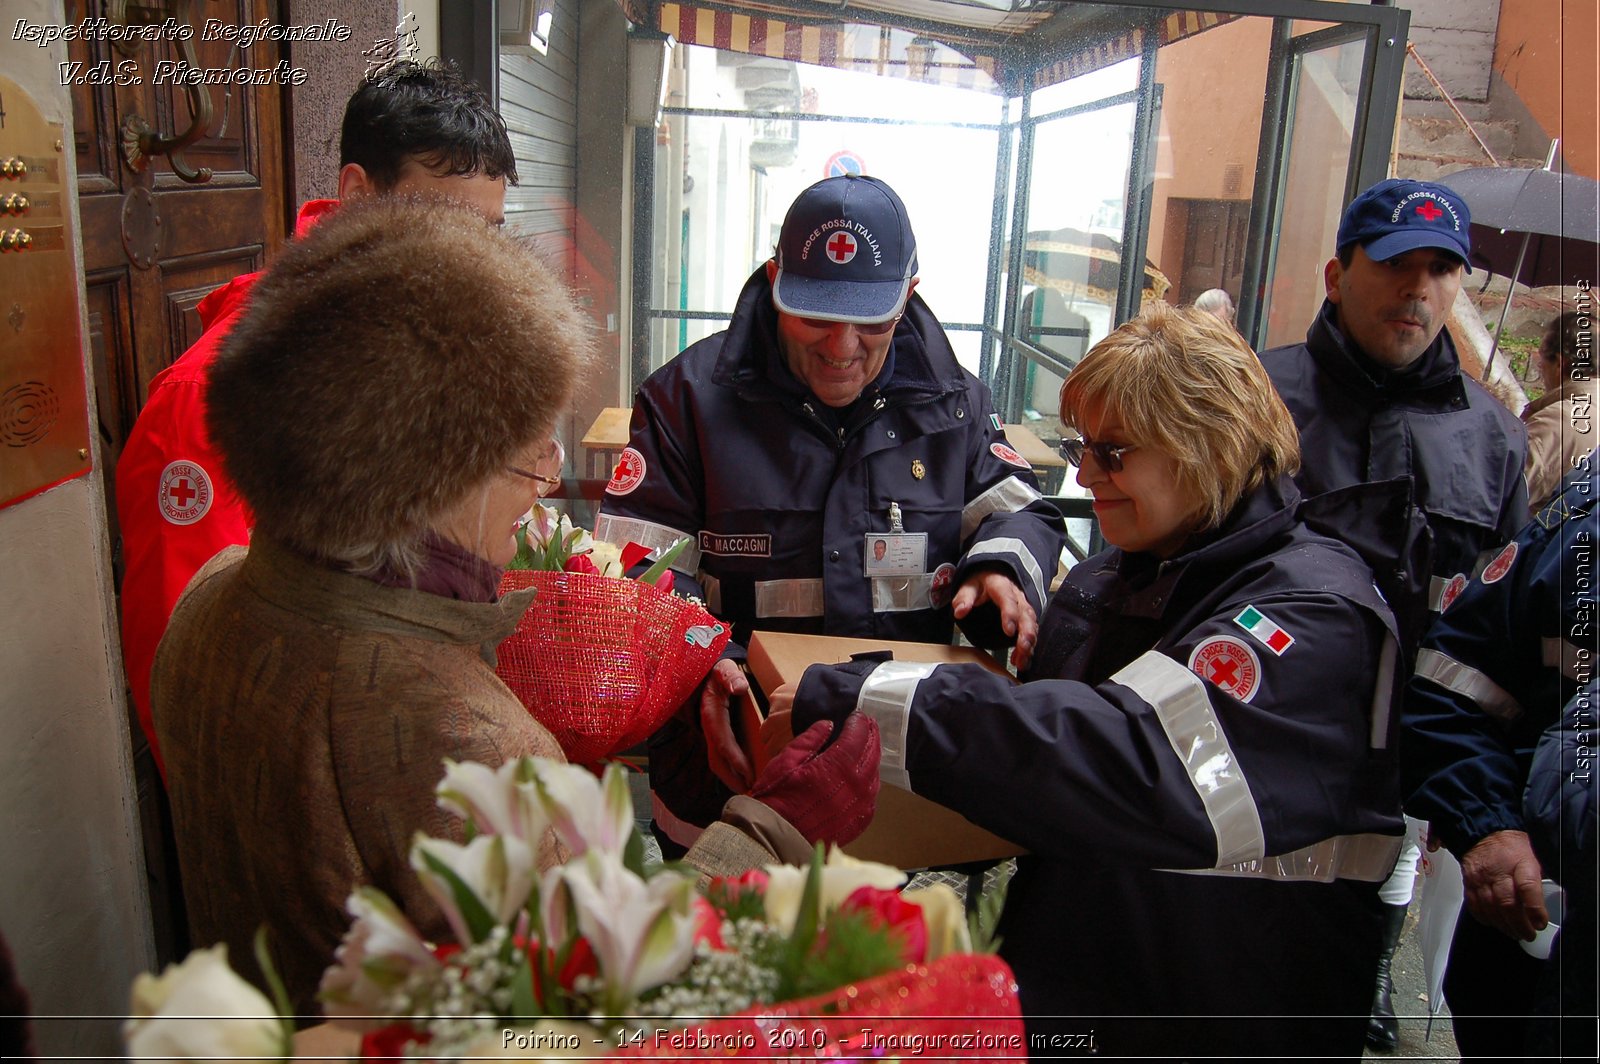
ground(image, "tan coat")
xmin=153 ymin=540 xmax=792 ymax=1015
xmin=1523 ymin=374 xmax=1600 ymax=510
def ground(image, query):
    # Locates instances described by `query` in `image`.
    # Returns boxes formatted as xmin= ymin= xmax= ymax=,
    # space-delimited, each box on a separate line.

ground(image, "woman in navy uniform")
xmin=769 ymin=303 xmax=1405 ymax=1058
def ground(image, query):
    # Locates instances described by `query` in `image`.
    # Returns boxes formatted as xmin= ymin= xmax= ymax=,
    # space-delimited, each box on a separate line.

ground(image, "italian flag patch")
xmin=989 ymin=413 xmax=1003 ymax=432
xmin=1234 ymin=605 xmax=1294 ymax=655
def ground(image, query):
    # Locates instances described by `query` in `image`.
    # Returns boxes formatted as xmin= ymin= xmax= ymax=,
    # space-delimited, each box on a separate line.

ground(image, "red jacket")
xmin=116 ymin=201 xmax=336 ymax=777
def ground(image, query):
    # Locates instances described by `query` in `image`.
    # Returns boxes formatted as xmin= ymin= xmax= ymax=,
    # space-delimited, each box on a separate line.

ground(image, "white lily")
xmin=319 ymin=887 xmax=441 ymax=1020
xmin=901 ymin=883 xmax=972 ymax=960
xmin=411 ymin=833 xmax=537 ymax=944
xmin=531 ymin=758 xmax=634 ymax=858
xmin=435 ymin=757 xmax=549 ymax=844
xmin=125 ymin=944 xmax=286 ymax=1063
xmin=554 ymin=852 xmax=698 ymax=1012
xmin=762 ymin=849 xmax=906 ymax=935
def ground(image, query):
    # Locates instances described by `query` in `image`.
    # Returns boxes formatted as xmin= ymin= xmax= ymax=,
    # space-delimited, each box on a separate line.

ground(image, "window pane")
xmin=1262 ymin=36 xmax=1367 ymax=350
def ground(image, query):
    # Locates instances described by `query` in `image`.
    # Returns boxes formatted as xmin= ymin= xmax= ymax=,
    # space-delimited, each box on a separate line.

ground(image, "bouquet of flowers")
xmin=125 ymin=757 xmax=1023 ymax=1062
xmin=495 ymin=506 xmax=728 ymax=766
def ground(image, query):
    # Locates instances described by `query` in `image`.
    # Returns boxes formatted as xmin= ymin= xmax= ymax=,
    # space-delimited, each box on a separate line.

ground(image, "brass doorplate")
xmin=0 ymin=75 xmax=92 ymax=510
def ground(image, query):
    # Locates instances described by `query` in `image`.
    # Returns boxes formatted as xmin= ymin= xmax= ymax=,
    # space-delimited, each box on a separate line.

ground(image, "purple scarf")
xmin=369 ymin=532 xmax=502 ymax=603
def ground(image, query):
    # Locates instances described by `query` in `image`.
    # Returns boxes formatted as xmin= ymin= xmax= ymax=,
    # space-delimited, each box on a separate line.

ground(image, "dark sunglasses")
xmin=794 ymin=312 xmax=902 ymax=336
xmin=1059 ymin=436 xmax=1137 ymax=473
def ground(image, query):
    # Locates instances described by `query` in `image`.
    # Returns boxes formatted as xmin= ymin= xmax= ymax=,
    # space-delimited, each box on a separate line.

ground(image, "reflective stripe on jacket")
xmin=795 ymin=477 xmax=1403 ymax=1023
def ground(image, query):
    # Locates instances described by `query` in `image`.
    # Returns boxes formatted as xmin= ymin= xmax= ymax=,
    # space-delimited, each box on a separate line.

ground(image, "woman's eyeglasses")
xmin=508 ymin=438 xmax=565 ymax=495
xmin=506 ymin=465 xmax=561 ymax=488
xmin=1058 ymin=436 xmax=1137 ymax=473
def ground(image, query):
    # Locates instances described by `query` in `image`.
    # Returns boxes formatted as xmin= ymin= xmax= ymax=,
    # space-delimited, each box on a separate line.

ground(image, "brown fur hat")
xmin=207 ymin=196 xmax=592 ymax=571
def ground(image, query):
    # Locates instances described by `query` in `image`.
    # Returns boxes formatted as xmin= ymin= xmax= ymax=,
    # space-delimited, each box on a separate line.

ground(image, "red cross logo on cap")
xmin=826 ymin=231 xmax=858 ymax=264
xmin=1415 ymin=199 xmax=1444 ymax=222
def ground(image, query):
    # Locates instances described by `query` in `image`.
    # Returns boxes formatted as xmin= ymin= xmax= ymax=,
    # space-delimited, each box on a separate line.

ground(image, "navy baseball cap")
xmin=772 ymin=175 xmax=918 ymax=324
xmin=1336 ymin=178 xmax=1472 ymax=271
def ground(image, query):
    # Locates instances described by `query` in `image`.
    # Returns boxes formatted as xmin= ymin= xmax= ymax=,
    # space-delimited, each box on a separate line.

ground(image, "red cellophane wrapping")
xmin=612 ymin=954 xmax=1025 ymax=1061
xmin=495 ymin=570 xmax=729 ymax=765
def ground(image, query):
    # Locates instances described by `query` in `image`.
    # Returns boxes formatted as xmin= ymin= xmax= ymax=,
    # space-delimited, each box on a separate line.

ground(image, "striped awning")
xmin=1027 ymin=9 xmax=1238 ymax=91
xmin=624 ymin=1 xmax=1239 ymax=96
xmin=653 ymin=2 xmax=1001 ymax=91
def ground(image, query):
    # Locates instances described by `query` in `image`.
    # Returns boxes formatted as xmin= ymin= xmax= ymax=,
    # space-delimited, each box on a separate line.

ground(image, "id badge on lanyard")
xmin=863 ymin=500 xmax=927 ymax=577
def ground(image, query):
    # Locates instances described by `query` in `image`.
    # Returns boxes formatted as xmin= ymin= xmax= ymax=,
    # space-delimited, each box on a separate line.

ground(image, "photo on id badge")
xmin=864 ymin=532 xmax=926 ymax=576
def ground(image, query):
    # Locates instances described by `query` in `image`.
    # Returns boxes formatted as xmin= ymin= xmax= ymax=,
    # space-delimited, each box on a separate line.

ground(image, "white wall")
xmin=0 ymin=1 xmax=154 ymax=1056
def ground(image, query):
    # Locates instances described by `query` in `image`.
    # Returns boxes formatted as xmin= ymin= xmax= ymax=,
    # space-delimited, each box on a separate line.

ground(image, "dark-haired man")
xmin=1259 ymin=178 xmax=1528 ymax=1053
xmin=116 ymin=61 xmax=515 ymax=778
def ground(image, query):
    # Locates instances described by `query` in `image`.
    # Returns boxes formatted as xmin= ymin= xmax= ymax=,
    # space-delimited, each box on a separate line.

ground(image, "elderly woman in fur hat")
xmin=150 ymin=198 xmax=879 ymax=1015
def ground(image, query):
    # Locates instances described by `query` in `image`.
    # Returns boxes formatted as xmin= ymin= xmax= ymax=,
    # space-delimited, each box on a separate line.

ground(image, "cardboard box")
xmin=743 ymin=631 xmax=1024 ymax=870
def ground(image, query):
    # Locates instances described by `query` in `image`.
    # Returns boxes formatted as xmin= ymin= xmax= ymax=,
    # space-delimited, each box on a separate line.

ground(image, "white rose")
xmin=900 ymin=883 xmax=972 ymax=960
xmin=125 ymin=944 xmax=286 ymax=1063
xmin=762 ymin=849 xmax=905 ymax=935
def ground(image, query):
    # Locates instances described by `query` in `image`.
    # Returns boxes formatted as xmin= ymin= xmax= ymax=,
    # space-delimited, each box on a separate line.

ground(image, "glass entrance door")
xmin=1239 ymin=16 xmax=1405 ymax=351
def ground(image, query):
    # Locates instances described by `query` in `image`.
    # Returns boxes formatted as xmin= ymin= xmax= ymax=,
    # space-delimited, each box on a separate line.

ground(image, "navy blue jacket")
xmin=1404 ymin=457 xmax=1598 ymax=857
xmin=1525 ymin=679 xmax=1598 ymax=884
xmin=798 ymin=478 xmax=1403 ymax=1036
xmin=595 ymin=266 xmax=1065 ymax=649
xmin=1262 ymin=302 xmax=1528 ymax=655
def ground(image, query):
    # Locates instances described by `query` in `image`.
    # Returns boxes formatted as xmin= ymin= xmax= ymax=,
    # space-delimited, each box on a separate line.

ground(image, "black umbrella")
xmin=1444 ymin=151 xmax=1600 ymax=357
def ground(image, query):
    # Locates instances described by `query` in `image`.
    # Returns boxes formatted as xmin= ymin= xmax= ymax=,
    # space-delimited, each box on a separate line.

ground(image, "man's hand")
xmin=1460 ymin=829 xmax=1548 ymax=941
xmin=701 ymin=658 xmax=753 ymax=792
xmin=951 ymin=570 xmax=1039 ymax=670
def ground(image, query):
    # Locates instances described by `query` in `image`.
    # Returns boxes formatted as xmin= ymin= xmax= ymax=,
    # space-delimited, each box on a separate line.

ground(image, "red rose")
xmin=360 ymin=1022 xmax=430 ymax=1059
xmin=707 ymin=868 xmax=768 ymax=907
xmin=563 ymin=553 xmax=600 ymax=575
xmin=693 ymin=897 xmax=726 ymax=950
xmin=529 ymin=935 xmax=599 ymax=1008
xmin=840 ymin=885 xmax=928 ymax=964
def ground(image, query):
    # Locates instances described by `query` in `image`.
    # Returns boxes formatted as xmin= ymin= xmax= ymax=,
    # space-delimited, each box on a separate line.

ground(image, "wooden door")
xmin=1178 ymin=198 xmax=1249 ymax=306
xmin=68 ymin=0 xmax=290 ymax=964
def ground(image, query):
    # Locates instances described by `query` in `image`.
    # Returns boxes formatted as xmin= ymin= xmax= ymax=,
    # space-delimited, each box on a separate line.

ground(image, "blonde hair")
xmin=1059 ymin=302 xmax=1300 ymax=531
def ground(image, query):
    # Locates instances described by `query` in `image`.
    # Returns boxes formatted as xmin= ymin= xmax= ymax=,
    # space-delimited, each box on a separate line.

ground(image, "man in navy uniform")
xmin=596 ymin=174 xmax=1064 ymax=853
xmin=1259 ymin=178 xmax=1528 ymax=1051
xmin=1405 ymin=456 xmax=1597 ymax=1059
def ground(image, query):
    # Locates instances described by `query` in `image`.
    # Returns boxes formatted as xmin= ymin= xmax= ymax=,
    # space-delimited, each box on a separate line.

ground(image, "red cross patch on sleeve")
xmin=1188 ymin=636 xmax=1263 ymax=703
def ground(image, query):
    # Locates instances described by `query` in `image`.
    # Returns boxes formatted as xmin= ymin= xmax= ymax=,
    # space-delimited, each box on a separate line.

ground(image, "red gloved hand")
xmin=748 ymin=714 xmax=881 ymax=847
